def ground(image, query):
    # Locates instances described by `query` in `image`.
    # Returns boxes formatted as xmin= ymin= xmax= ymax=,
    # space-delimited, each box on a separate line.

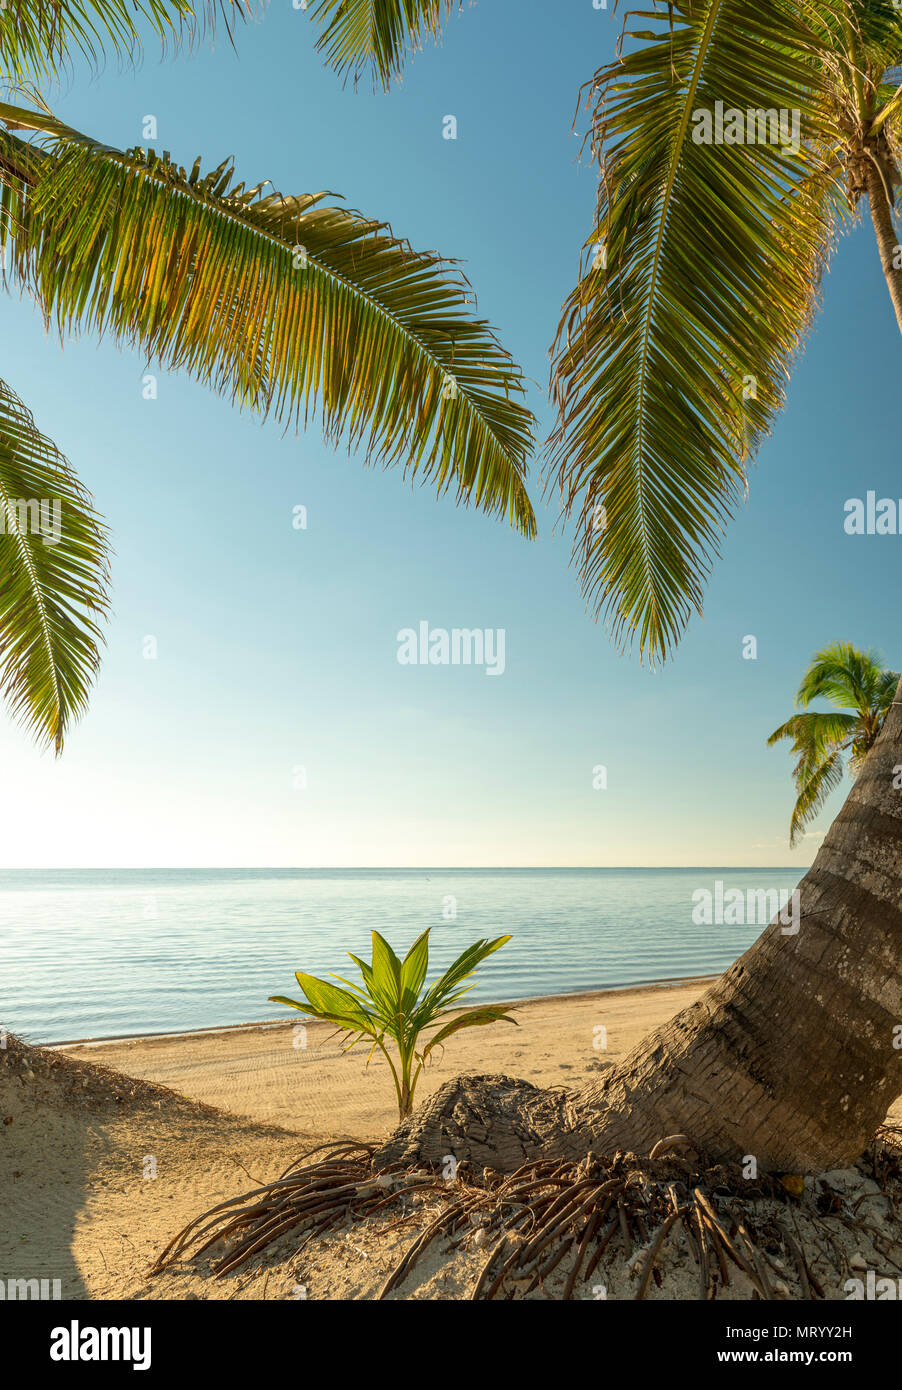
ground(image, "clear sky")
xmin=0 ymin=0 xmax=898 ymax=868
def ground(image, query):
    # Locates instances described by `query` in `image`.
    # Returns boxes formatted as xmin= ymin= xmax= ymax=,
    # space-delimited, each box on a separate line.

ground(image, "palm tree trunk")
xmin=377 ymin=680 xmax=902 ymax=1174
xmin=865 ymin=150 xmax=902 ymax=335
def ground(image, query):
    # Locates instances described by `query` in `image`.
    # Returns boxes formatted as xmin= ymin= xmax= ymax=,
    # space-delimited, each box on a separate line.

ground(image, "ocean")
xmin=0 ymin=867 xmax=802 ymax=1044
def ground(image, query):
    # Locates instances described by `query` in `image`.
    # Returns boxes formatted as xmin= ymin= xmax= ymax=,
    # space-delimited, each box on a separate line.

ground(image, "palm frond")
xmin=0 ymin=0 xmax=248 ymax=85
xmin=795 ymin=640 xmax=888 ymax=709
xmin=0 ymin=105 xmax=536 ymax=535
xmin=788 ymin=746 xmax=844 ymax=846
xmin=0 ymin=377 xmax=109 ymax=752
xmin=309 ymin=0 xmax=453 ymax=89
xmin=413 ymin=933 xmax=510 ymax=1024
xmin=767 ymin=708 xmax=857 ymax=754
xmin=874 ymin=666 xmax=900 ymax=709
xmin=785 ymin=712 xmax=854 ymax=789
xmin=548 ymin=0 xmax=843 ymax=663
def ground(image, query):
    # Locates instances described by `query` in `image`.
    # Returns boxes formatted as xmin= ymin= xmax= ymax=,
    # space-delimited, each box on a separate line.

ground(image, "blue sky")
xmin=0 ymin=0 xmax=899 ymax=868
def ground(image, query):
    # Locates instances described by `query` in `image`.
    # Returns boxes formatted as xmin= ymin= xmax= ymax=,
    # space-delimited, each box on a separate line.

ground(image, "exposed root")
xmin=152 ymin=1127 xmax=902 ymax=1299
xmin=648 ymin=1134 xmax=698 ymax=1160
xmin=150 ymin=1141 xmax=382 ymax=1278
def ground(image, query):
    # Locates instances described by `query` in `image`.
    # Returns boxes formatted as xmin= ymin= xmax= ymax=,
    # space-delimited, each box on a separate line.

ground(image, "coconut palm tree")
xmin=316 ymin=0 xmax=902 ymax=1177
xmin=768 ymin=643 xmax=899 ymax=846
xmin=0 ymin=0 xmax=536 ymax=754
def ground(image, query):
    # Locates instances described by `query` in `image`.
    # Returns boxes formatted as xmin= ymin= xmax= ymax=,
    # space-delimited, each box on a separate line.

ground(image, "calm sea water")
xmin=0 ymin=868 xmax=801 ymax=1043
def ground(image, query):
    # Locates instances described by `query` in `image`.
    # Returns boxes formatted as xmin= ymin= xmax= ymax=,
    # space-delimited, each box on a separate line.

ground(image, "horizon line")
xmin=0 ymin=864 xmax=804 ymax=872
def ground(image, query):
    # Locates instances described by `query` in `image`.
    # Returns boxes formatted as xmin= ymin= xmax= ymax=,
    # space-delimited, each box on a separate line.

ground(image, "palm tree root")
xmin=150 ymin=1126 xmax=902 ymax=1299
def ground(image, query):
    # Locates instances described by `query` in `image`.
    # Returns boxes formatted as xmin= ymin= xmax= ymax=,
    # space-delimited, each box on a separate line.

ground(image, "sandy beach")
xmin=58 ymin=977 xmax=716 ymax=1139
xmin=4 ymin=977 xmax=902 ymax=1301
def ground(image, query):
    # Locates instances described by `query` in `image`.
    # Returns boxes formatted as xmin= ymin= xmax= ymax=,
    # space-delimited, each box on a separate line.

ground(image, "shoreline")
xmin=57 ymin=977 xmax=727 ymax=1144
xmin=46 ymin=972 xmax=721 ymax=1049
xmin=12 ymin=976 xmax=902 ymax=1302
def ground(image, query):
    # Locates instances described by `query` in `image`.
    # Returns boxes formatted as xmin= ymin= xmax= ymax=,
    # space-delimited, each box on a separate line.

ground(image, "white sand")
xmin=4 ymin=978 xmax=900 ymax=1301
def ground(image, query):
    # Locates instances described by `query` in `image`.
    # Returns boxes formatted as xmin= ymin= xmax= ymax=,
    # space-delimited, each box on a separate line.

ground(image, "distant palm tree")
xmin=768 ymin=643 xmax=899 ymax=845
xmin=0 ymin=0 xmax=536 ymax=753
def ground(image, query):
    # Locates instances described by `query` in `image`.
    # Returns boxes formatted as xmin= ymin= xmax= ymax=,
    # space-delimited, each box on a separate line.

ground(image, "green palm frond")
xmin=0 ymin=377 xmax=109 ymax=752
xmin=783 ymin=711 xmax=855 ymax=789
xmin=413 ymin=933 xmax=510 ymax=1025
xmin=768 ymin=709 xmax=857 ymax=758
xmin=547 ymin=0 xmax=843 ymax=663
xmin=0 ymin=0 xmax=247 ymax=84
xmin=839 ymin=0 xmax=902 ymax=140
xmin=788 ymin=746 xmax=845 ymax=846
xmin=795 ymin=640 xmax=895 ymax=710
xmin=0 ymin=104 xmax=536 ymax=535
xmin=309 ymin=0 xmax=453 ymax=89
xmin=769 ymin=641 xmax=899 ymax=843
xmin=873 ymin=666 xmax=900 ymax=709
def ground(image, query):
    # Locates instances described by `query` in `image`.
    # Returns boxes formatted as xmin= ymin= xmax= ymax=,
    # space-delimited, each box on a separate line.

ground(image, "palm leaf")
xmin=309 ymin=0 xmax=453 ymax=89
xmin=0 ymin=0 xmax=247 ymax=84
xmin=776 ymin=710 xmax=856 ymax=790
xmin=370 ymin=930 xmax=403 ymax=1013
xmin=874 ymin=667 xmax=900 ymax=711
xmin=788 ymin=746 xmax=845 ymax=846
xmin=269 ymin=974 xmax=377 ymax=1035
xmin=414 ymin=933 xmax=510 ymax=1022
xmin=548 ymin=0 xmax=842 ymax=663
xmin=399 ymin=928 xmax=430 ymax=1009
xmin=419 ymin=1005 xmax=517 ymax=1060
xmin=0 ymin=105 xmax=536 ymax=536
xmin=795 ymin=640 xmax=891 ymax=709
xmin=767 ymin=709 xmax=857 ymax=751
xmin=0 ymin=377 xmax=109 ymax=751
xmin=346 ymin=951 xmax=376 ymax=992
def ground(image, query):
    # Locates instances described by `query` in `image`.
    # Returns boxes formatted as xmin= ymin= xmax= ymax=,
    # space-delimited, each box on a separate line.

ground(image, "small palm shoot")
xmin=270 ymin=929 xmax=515 ymax=1120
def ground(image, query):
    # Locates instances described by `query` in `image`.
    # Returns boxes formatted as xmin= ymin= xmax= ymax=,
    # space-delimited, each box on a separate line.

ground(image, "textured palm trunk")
xmin=377 ymin=681 xmax=902 ymax=1175
xmin=865 ymin=149 xmax=902 ymax=335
